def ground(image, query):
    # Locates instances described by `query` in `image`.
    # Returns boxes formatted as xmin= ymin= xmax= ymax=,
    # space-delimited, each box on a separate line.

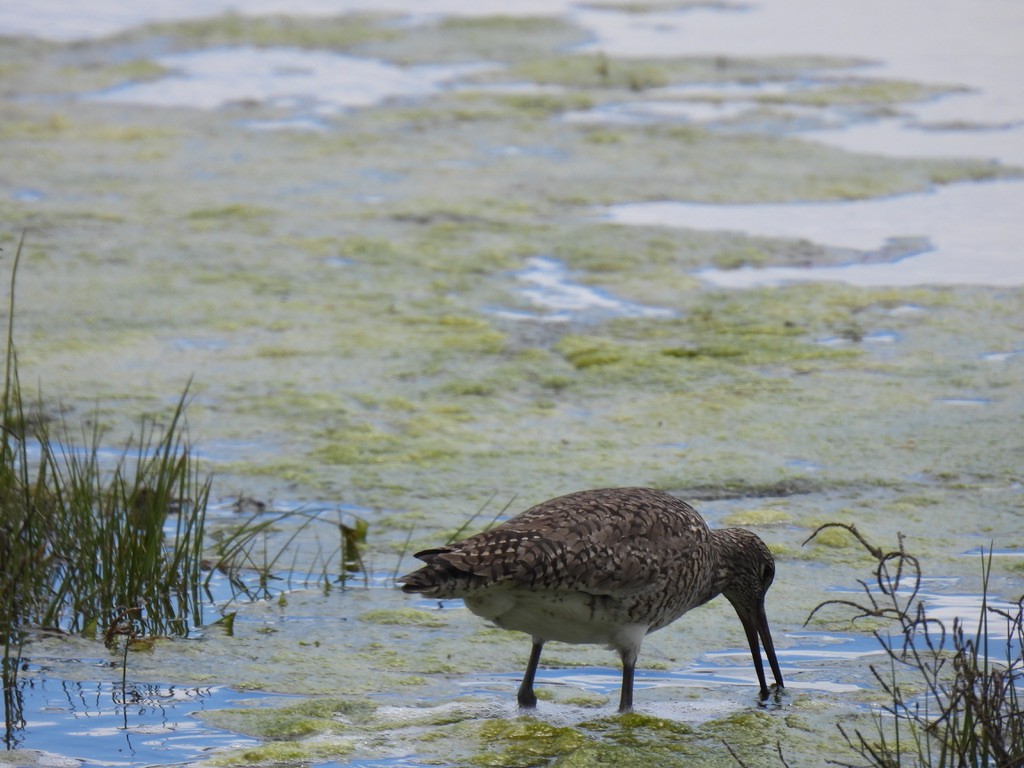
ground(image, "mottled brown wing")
xmin=424 ymin=487 xmax=709 ymax=598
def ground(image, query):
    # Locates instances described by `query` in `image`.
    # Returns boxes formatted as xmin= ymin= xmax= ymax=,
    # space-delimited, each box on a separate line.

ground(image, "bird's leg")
xmin=517 ymin=639 xmax=544 ymax=709
xmin=618 ymin=647 xmax=639 ymax=713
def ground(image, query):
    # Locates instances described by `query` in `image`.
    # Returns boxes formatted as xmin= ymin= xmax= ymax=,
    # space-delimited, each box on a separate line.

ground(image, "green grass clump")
xmin=510 ymin=53 xmax=672 ymax=91
xmin=0 ymin=242 xmax=367 ymax=744
xmin=1 ymin=240 xmax=210 ymax=740
xmin=1 ymin=285 xmax=209 ymax=650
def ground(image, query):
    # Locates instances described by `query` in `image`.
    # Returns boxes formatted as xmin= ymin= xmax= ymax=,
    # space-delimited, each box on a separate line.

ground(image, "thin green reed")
xmin=2 ymin=238 xmax=212 ymax=691
xmin=2 ymin=234 xmax=38 ymax=745
xmin=2 ymin=241 xmax=365 ymax=747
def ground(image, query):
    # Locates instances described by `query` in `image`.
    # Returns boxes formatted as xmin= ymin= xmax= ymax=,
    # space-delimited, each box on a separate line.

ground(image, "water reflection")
xmin=4 ymin=677 xmax=260 ymax=764
xmin=461 ymin=629 xmax=869 ymax=714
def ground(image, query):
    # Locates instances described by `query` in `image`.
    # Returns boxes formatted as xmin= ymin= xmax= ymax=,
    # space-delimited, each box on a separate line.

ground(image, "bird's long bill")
xmin=738 ymin=601 xmax=784 ymax=698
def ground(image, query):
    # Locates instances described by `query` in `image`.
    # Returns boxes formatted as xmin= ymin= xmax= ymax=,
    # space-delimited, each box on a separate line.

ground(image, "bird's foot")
xmin=758 ymin=684 xmax=785 ymax=706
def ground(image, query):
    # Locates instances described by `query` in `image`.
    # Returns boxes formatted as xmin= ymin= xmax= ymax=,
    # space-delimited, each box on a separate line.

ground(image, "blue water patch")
xmin=864 ymin=330 xmax=900 ymax=344
xmin=961 ymin=545 xmax=1024 ymax=558
xmin=172 ymin=336 xmax=228 ymax=351
xmin=785 ymin=458 xmax=823 ymax=472
xmin=241 ymin=116 xmax=331 ymax=132
xmin=814 ymin=329 xmax=899 ymax=347
xmin=982 ymin=349 xmax=1024 ymax=362
xmin=489 ymin=256 xmax=675 ymax=322
xmin=461 ymin=629 xmax=873 ymax=705
xmin=3 ymin=677 xmax=276 ymax=765
xmin=934 ymin=397 xmax=991 ymax=406
xmin=12 ymin=188 xmax=44 ymax=202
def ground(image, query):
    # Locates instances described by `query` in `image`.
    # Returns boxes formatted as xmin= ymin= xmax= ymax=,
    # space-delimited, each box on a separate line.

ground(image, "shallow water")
xmin=88 ymin=47 xmax=494 ymax=113
xmin=4 ymin=679 xmax=268 ymax=765
xmin=573 ymin=0 xmax=1024 ymax=126
xmin=579 ymin=0 xmax=1024 ymax=288
xmin=15 ymin=580 xmax=1011 ymax=766
xmin=489 ymin=256 xmax=675 ymax=322
xmin=2 ymin=0 xmax=1022 ymax=766
xmin=605 ymin=179 xmax=1024 ymax=287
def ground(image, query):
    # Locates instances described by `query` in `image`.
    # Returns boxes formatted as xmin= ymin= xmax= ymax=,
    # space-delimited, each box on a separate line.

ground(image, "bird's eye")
xmin=762 ymin=563 xmax=774 ymax=582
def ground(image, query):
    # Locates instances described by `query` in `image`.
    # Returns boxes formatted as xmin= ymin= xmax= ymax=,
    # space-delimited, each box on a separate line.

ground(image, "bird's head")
xmin=713 ymin=528 xmax=785 ymax=699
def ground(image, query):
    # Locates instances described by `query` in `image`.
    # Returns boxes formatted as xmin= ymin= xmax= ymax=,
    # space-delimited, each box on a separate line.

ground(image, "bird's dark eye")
xmin=762 ymin=563 xmax=774 ymax=582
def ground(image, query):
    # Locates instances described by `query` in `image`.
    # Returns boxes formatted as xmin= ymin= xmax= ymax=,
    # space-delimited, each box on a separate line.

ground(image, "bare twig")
xmin=722 ymin=739 xmax=750 ymax=768
xmin=804 ymin=527 xmax=1023 ymax=768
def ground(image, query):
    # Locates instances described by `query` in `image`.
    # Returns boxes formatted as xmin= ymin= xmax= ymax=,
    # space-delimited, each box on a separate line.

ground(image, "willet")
xmin=398 ymin=487 xmax=784 ymax=711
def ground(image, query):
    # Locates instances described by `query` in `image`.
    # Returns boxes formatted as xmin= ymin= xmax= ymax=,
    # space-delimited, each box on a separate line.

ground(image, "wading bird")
xmin=399 ymin=487 xmax=784 ymax=711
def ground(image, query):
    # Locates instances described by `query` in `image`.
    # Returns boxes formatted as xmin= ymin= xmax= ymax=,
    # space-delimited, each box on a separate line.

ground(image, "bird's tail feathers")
xmin=397 ymin=569 xmax=438 ymax=594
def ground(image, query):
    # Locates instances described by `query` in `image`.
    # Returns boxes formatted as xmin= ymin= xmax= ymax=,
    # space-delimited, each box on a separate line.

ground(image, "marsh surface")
xmin=1 ymin=0 xmax=1022 ymax=766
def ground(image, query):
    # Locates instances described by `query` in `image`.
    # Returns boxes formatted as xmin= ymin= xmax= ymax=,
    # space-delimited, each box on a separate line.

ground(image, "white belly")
xmin=463 ymin=587 xmax=648 ymax=651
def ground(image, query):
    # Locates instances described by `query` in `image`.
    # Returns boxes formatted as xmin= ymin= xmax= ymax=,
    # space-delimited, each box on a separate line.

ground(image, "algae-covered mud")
xmin=2 ymin=1 xmax=1023 ymax=766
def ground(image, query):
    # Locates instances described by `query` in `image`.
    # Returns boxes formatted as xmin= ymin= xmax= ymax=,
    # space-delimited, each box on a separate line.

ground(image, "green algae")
xmin=198 ymin=697 xmax=375 ymax=741
xmin=358 ymin=608 xmax=450 ymax=627
xmin=533 ymin=713 xmax=703 ymax=767
xmin=502 ymin=53 xmax=860 ymax=91
xmin=553 ymin=299 xmax=860 ymax=379
xmin=722 ymin=507 xmax=793 ymax=526
xmin=186 ymin=204 xmax=275 ymax=225
xmin=550 ymin=743 xmax=680 ymax=767
xmin=513 ymin=53 xmax=675 ymax=91
xmin=711 ymin=245 xmax=772 ymax=270
xmin=203 ymin=739 xmax=355 ymax=766
xmin=749 ymin=78 xmax=965 ymax=108
xmin=556 ymin=334 xmax=627 ymax=369
xmin=698 ymin=708 xmax=821 ymax=764
xmin=559 ymin=691 xmax=610 ymax=708
xmin=367 ymin=15 xmax=587 ymax=66
xmin=472 ymin=719 xmax=588 ymax=767
xmin=560 ymin=125 xmax=1012 ymax=204
xmin=584 ymin=711 xmax=695 ymax=740
xmin=311 ymin=411 xmax=466 ymax=468
xmin=497 ymin=92 xmax=597 ymax=117
xmin=806 ymin=524 xmax=859 ymax=549
xmin=122 ymin=12 xmax=400 ymax=51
